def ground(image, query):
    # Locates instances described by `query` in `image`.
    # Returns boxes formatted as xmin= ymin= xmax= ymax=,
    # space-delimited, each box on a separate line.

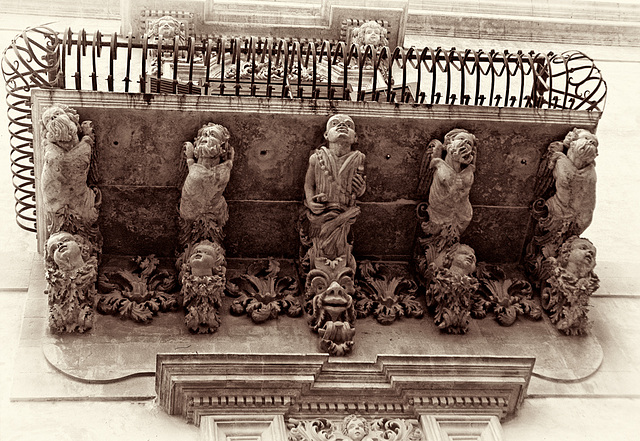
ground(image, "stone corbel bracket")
xmin=156 ymin=354 xmax=534 ymax=426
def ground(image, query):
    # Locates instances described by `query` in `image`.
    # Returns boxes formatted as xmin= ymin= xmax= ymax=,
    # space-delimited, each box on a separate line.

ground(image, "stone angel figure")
xmin=416 ymin=128 xmax=477 ymax=252
xmin=40 ymin=104 xmax=100 ymax=237
xmin=179 ymin=122 xmax=234 ymax=246
xmin=45 ymin=232 xmax=98 ymax=333
xmin=526 ymin=128 xmax=598 ymax=283
xmin=541 ymin=236 xmax=599 ymax=335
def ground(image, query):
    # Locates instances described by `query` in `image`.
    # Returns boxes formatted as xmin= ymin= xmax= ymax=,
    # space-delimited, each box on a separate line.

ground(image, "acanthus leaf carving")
xmin=355 ymin=261 xmax=423 ymax=325
xmin=476 ymin=264 xmax=542 ymax=327
xmin=226 ymin=257 xmax=302 ymax=323
xmin=97 ymin=255 xmax=178 ymax=323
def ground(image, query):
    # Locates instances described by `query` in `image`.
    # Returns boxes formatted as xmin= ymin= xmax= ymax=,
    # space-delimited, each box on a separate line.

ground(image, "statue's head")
xmin=45 ymin=231 xmax=89 ymax=272
xmin=324 ymin=114 xmax=357 ymax=146
xmin=443 ymin=243 xmax=476 ymax=276
xmin=42 ymin=105 xmax=80 ymax=145
xmin=558 ymin=236 xmax=596 ymax=279
xmin=342 ymin=415 xmax=369 ymax=441
xmin=352 ymin=21 xmax=388 ymax=47
xmin=188 ymin=240 xmax=225 ymax=277
xmin=150 ymin=15 xmax=183 ymax=40
xmin=194 ymin=123 xmax=230 ymax=161
xmin=564 ymin=128 xmax=598 ymax=168
xmin=444 ymin=128 xmax=476 ymax=166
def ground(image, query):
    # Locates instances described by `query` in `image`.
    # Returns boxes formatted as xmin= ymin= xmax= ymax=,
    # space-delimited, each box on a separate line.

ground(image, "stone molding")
xmin=155 ymin=353 xmax=535 ymax=425
xmin=31 ymin=90 xmax=602 ymax=127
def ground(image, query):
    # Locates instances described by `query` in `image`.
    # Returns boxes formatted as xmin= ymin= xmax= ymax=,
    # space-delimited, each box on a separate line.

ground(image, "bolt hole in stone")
xmin=113 ymin=141 xmax=119 ymax=146
xmin=260 ymin=150 xmax=267 ymax=156
xmin=521 ymin=159 xmax=527 ymax=165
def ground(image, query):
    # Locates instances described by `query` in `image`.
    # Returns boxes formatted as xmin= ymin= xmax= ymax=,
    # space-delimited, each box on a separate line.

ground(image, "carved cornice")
xmin=31 ymin=90 xmax=602 ymax=127
xmin=156 ymin=353 xmax=534 ymax=425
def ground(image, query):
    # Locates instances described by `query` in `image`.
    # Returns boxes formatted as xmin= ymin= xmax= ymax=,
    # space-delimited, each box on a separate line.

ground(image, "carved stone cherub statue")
xmin=45 ymin=231 xmax=98 ymax=333
xmin=418 ymin=129 xmax=477 ymax=250
xmin=40 ymin=104 xmax=100 ymax=236
xmin=526 ymin=128 xmax=598 ymax=285
xmin=351 ymin=21 xmax=389 ymax=49
xmin=542 ymin=236 xmax=599 ymax=335
xmin=180 ymin=122 xmax=234 ymax=245
xmin=180 ymin=240 xmax=226 ymax=333
xmin=427 ymin=243 xmax=480 ymax=334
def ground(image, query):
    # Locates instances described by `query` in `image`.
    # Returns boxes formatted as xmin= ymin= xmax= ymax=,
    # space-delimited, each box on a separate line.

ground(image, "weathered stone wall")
xmin=32 ymin=90 xmax=600 ymax=263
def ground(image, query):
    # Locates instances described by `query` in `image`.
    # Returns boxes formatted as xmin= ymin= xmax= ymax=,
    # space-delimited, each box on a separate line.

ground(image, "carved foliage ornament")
xmin=355 ymin=261 xmax=423 ymax=325
xmin=288 ymin=415 xmax=424 ymax=441
xmin=476 ymin=264 xmax=542 ymax=326
xmin=97 ymin=255 xmax=178 ymax=323
xmin=227 ymin=258 xmax=302 ymax=323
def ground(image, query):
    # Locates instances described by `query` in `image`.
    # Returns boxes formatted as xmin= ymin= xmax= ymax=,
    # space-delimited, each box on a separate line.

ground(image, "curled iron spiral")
xmin=2 ymin=26 xmax=60 ymax=232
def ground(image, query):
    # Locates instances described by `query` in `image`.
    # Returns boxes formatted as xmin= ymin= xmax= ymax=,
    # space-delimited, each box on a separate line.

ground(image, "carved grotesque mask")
xmin=308 ymin=258 xmax=355 ymax=321
xmin=188 ymin=241 xmax=225 ymax=277
xmin=42 ymin=105 xmax=78 ymax=144
xmin=324 ymin=114 xmax=357 ymax=145
xmin=446 ymin=132 xmax=475 ymax=165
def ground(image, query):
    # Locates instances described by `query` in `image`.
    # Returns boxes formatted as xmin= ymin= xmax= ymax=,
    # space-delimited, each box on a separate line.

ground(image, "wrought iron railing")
xmin=3 ymin=27 xmax=607 ymax=232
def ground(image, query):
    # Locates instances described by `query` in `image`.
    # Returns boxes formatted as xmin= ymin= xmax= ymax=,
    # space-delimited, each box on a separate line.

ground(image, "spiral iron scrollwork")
xmin=2 ymin=26 xmax=60 ymax=232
